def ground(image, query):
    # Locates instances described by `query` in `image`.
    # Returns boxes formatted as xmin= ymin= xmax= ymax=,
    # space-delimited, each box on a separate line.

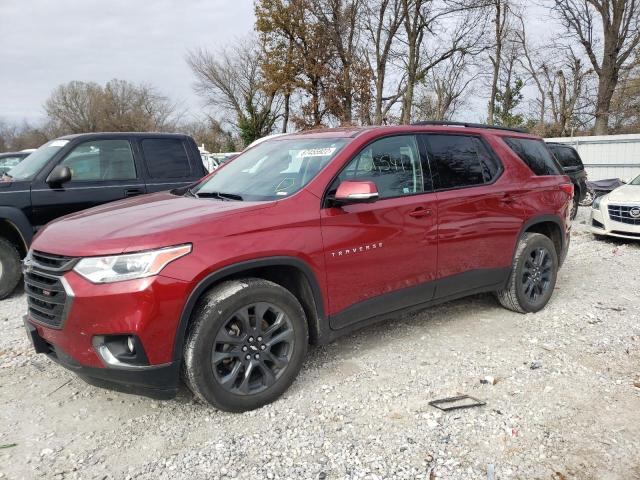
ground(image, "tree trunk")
xmin=282 ymin=91 xmax=290 ymax=133
xmin=593 ymin=61 xmax=618 ymax=135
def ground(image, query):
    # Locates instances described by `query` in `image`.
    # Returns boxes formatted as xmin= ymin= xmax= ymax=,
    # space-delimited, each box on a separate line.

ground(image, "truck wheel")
xmin=0 ymin=238 xmax=22 ymax=300
xmin=183 ymin=278 xmax=308 ymax=412
xmin=496 ymin=233 xmax=558 ymax=314
xmin=570 ymin=195 xmax=579 ymax=220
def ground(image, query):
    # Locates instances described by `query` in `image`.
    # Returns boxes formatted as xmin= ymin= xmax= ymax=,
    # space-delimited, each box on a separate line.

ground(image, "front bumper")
xmin=590 ymin=203 xmax=640 ymax=240
xmin=25 ymin=270 xmax=192 ymax=398
xmin=25 ymin=319 xmax=179 ymax=398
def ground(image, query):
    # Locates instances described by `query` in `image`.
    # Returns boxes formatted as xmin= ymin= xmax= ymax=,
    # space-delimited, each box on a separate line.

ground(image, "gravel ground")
xmin=1 ymin=207 xmax=639 ymax=480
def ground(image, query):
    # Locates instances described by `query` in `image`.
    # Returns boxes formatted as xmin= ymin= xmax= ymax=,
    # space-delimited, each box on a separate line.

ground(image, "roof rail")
xmin=412 ymin=120 xmax=528 ymax=134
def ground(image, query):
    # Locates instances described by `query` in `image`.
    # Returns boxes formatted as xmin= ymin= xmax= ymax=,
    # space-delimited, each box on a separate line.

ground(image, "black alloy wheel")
xmin=212 ymin=302 xmax=295 ymax=395
xmin=521 ymin=247 xmax=553 ymax=303
xmin=183 ymin=278 xmax=308 ymax=412
xmin=496 ymin=232 xmax=558 ymax=313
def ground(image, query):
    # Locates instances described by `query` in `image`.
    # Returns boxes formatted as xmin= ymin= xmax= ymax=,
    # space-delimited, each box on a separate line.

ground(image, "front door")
xmin=30 ymin=138 xmax=146 ymax=229
xmin=320 ymin=135 xmax=438 ymax=329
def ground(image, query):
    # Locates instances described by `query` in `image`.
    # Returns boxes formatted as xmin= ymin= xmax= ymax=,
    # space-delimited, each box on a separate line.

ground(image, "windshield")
xmin=2 ymin=140 xmax=69 ymax=181
xmin=630 ymin=174 xmax=640 ymax=185
xmin=193 ymin=138 xmax=349 ymax=201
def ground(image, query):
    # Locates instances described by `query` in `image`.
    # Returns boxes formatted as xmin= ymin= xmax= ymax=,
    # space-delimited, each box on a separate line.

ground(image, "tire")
xmin=570 ymin=194 xmax=579 ymax=220
xmin=0 ymin=238 xmax=22 ymax=300
xmin=182 ymin=278 xmax=308 ymax=412
xmin=496 ymin=233 xmax=558 ymax=314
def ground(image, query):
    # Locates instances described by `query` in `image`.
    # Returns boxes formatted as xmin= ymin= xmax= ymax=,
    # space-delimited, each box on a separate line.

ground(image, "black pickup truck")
xmin=0 ymin=132 xmax=206 ymax=298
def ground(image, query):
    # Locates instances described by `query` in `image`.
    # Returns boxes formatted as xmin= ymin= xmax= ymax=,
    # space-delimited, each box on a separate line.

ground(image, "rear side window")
xmin=142 ymin=139 xmax=191 ymax=178
xmin=504 ymin=137 xmax=562 ymax=176
xmin=548 ymin=145 xmax=583 ymax=169
xmin=424 ymin=134 xmax=502 ymax=190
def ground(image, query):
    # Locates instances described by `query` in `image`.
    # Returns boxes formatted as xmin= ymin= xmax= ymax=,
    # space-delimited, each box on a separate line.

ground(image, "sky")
xmin=0 ymin=1 xmax=558 ymax=127
xmin=0 ymin=0 xmax=255 ymax=124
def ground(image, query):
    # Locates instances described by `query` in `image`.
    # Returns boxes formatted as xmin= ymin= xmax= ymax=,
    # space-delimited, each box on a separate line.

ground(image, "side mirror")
xmin=333 ymin=180 xmax=379 ymax=206
xmin=46 ymin=165 xmax=72 ymax=186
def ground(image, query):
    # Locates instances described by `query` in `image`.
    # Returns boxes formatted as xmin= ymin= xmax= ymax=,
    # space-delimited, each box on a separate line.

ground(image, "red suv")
xmin=24 ymin=123 xmax=573 ymax=411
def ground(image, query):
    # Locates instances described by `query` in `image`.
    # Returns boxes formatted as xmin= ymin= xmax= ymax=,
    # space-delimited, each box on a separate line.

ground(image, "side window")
xmin=550 ymin=146 xmax=583 ymax=169
xmin=60 ymin=139 xmax=136 ymax=181
xmin=504 ymin=137 xmax=563 ymax=176
xmin=336 ymin=135 xmax=424 ymax=199
xmin=142 ymin=139 xmax=191 ymax=179
xmin=425 ymin=134 xmax=502 ymax=190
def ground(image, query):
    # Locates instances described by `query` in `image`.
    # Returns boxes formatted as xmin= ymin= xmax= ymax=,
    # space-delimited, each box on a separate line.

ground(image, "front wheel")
xmin=496 ymin=233 xmax=558 ymax=313
xmin=182 ymin=278 xmax=308 ymax=412
xmin=0 ymin=238 xmax=22 ymax=300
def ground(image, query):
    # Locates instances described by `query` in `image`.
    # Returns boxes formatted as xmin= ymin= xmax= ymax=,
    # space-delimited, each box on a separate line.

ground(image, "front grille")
xmin=24 ymin=251 xmax=76 ymax=329
xmin=31 ymin=251 xmax=76 ymax=271
xmin=608 ymin=204 xmax=640 ymax=225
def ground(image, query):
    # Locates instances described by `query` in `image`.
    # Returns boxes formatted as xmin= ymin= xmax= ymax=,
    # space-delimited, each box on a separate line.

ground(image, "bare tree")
xmin=45 ymin=80 xmax=179 ymax=134
xmin=187 ymin=39 xmax=279 ymax=146
xmin=552 ymin=0 xmax=640 ymax=134
xmin=400 ymin=0 xmax=486 ymax=124
xmin=45 ymin=81 xmax=103 ymax=133
xmin=541 ymin=46 xmax=594 ymax=135
xmin=363 ymin=0 xmax=407 ymax=124
xmin=414 ymin=51 xmax=480 ymax=120
xmin=486 ymin=0 xmax=517 ymax=125
xmin=514 ymin=13 xmax=547 ymax=126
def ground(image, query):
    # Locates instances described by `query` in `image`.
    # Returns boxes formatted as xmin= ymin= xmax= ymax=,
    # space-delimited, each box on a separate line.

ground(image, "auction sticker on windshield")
xmin=50 ymin=140 xmax=69 ymax=147
xmin=297 ymin=147 xmax=337 ymax=158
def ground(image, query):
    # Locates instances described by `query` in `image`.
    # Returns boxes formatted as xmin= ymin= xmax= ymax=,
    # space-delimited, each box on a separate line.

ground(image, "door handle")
xmin=408 ymin=207 xmax=432 ymax=218
xmin=124 ymin=188 xmax=144 ymax=198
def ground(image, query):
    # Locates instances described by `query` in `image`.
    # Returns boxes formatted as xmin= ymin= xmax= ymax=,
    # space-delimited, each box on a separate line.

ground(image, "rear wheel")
xmin=0 ymin=238 xmax=22 ymax=300
xmin=570 ymin=194 xmax=580 ymax=220
xmin=496 ymin=233 xmax=558 ymax=313
xmin=183 ymin=278 xmax=308 ymax=412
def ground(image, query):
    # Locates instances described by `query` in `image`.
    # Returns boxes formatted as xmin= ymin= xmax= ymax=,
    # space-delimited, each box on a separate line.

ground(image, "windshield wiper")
xmin=195 ymin=191 xmax=244 ymax=201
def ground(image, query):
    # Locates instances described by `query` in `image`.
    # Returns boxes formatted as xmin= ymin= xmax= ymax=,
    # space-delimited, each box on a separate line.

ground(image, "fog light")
xmin=127 ymin=336 xmax=136 ymax=354
xmin=92 ymin=335 xmax=149 ymax=369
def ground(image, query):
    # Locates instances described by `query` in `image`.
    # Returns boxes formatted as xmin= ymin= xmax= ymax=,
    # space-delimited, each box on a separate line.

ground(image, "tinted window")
xmin=335 ymin=135 xmax=424 ymax=199
xmin=61 ymin=139 xmax=136 ymax=181
xmin=548 ymin=145 xmax=583 ymax=169
xmin=142 ymin=139 xmax=191 ymax=178
xmin=425 ymin=134 xmax=502 ymax=189
xmin=504 ymin=137 xmax=562 ymax=176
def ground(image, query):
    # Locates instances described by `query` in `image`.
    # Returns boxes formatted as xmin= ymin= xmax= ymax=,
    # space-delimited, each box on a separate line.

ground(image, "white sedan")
xmin=590 ymin=174 xmax=640 ymax=240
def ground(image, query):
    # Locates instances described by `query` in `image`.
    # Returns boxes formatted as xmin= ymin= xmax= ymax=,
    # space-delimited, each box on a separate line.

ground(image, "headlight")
xmin=73 ymin=244 xmax=191 ymax=284
xmin=593 ymin=195 xmax=606 ymax=210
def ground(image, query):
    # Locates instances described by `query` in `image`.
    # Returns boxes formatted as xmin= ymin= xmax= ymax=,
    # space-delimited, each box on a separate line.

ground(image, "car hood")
xmin=31 ymin=192 xmax=275 ymax=256
xmin=607 ymin=184 xmax=640 ymax=203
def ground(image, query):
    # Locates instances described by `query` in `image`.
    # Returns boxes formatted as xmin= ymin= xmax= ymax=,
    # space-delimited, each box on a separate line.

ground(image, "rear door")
xmin=30 ymin=137 xmax=146 ymax=228
xmin=321 ymin=134 xmax=438 ymax=329
xmin=138 ymin=137 xmax=202 ymax=193
xmin=422 ymin=133 xmax=524 ymax=297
